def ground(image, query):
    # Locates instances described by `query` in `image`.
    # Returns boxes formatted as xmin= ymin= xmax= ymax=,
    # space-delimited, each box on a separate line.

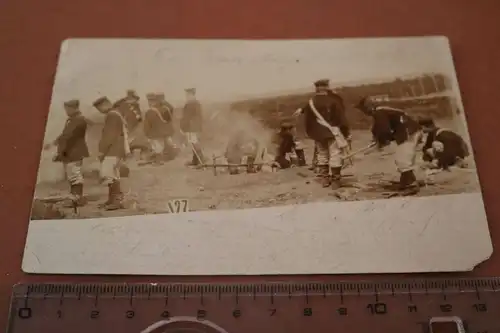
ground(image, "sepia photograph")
xmin=22 ymin=38 xmax=492 ymax=275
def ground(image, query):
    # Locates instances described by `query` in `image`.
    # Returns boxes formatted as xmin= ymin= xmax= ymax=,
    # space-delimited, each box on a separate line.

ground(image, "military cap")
xmin=126 ymin=89 xmax=139 ymax=100
xmin=155 ymin=92 xmax=165 ymax=100
xmin=64 ymin=99 xmax=80 ymax=108
xmin=418 ymin=116 xmax=435 ymax=127
xmin=146 ymin=93 xmax=157 ymax=101
xmin=280 ymin=120 xmax=295 ymax=129
xmin=92 ymin=96 xmax=113 ymax=113
xmin=185 ymin=88 xmax=196 ymax=94
xmin=314 ymin=79 xmax=330 ymax=88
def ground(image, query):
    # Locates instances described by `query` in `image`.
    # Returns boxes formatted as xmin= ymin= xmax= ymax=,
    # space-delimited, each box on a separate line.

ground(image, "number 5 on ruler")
xmin=167 ymin=199 xmax=189 ymax=214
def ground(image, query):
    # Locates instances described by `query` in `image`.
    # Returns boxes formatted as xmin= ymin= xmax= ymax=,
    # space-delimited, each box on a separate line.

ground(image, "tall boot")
xmin=98 ymin=184 xmax=113 ymax=208
xmin=64 ymin=183 xmax=86 ymax=208
xmin=319 ymin=165 xmax=331 ymax=187
xmin=330 ymin=167 xmax=342 ymax=190
xmin=296 ymin=149 xmax=307 ymax=167
xmin=308 ymin=147 xmax=318 ymax=171
xmin=105 ymin=181 xmax=124 ymax=211
xmin=399 ymin=170 xmax=418 ymax=190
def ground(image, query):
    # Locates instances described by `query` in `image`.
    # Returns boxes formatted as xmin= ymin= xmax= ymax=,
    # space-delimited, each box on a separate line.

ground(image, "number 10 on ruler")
xmin=167 ymin=199 xmax=189 ymax=214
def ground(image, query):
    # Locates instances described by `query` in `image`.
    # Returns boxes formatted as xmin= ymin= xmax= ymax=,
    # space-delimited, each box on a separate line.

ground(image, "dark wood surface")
xmin=1 ymin=0 xmax=499 ymax=329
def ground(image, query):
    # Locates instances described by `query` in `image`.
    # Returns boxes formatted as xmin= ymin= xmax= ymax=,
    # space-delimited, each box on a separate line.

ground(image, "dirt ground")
xmin=32 ymin=127 xmax=481 ymax=220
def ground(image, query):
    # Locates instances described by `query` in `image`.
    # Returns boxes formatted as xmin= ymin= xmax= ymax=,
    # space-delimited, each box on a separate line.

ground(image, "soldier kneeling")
xmin=274 ymin=122 xmax=307 ymax=169
xmin=419 ymin=117 xmax=470 ymax=170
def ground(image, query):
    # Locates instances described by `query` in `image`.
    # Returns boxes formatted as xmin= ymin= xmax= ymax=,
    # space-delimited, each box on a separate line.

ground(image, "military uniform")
xmin=124 ymin=89 xmax=143 ymax=147
xmin=93 ymin=96 xmax=131 ymax=210
xmin=298 ymin=80 xmax=351 ymax=188
xmin=274 ymin=122 xmax=307 ymax=169
xmin=420 ymin=118 xmax=469 ymax=170
xmin=143 ymin=93 xmax=171 ymax=163
xmin=180 ymin=88 xmax=205 ymax=165
xmin=356 ymin=97 xmax=422 ymax=189
xmin=54 ymin=99 xmax=90 ymax=206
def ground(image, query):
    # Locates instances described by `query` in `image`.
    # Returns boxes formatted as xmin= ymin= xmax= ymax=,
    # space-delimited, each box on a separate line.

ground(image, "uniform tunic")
xmin=54 ymin=113 xmax=90 ymax=185
xmin=299 ymin=91 xmax=350 ymax=168
xmin=180 ymin=100 xmax=203 ymax=133
xmin=99 ymin=110 xmax=130 ymax=184
xmin=55 ymin=113 xmax=90 ymax=163
xmin=422 ymin=128 xmax=469 ymax=169
xmin=370 ymin=106 xmax=421 ymax=173
xmin=301 ymin=91 xmax=350 ymax=142
xmin=143 ymin=108 xmax=172 ymax=154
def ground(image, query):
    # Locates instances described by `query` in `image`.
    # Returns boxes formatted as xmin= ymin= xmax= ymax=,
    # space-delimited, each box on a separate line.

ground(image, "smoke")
xmin=201 ymin=105 xmax=276 ymax=157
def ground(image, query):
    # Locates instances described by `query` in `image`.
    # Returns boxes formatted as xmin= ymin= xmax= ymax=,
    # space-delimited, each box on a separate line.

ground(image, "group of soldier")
xmin=46 ymin=87 xmax=204 ymax=211
xmin=47 ymin=78 xmax=470 ymax=212
xmin=274 ymin=79 xmax=470 ymax=192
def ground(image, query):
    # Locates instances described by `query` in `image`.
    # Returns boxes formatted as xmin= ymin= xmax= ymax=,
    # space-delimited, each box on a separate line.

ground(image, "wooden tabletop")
xmin=0 ymin=0 xmax=499 ymax=329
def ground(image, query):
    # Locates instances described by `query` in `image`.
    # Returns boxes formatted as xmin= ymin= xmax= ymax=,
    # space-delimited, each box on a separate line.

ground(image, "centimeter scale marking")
xmin=8 ymin=278 xmax=500 ymax=333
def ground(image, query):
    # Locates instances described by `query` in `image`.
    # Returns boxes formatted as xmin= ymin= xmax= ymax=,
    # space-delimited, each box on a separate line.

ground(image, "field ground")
xmin=31 ymin=126 xmax=481 ymax=220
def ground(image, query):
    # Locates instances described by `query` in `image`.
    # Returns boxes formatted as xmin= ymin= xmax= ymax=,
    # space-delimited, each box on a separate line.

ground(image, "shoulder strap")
xmin=151 ymin=108 xmax=168 ymax=123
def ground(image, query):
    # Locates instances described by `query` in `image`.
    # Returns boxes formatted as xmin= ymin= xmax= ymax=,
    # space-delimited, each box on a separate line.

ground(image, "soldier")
xmin=355 ymin=97 xmax=422 ymax=190
xmin=125 ymin=89 xmax=142 ymax=122
xmin=155 ymin=92 xmax=178 ymax=159
xmin=294 ymin=79 xmax=351 ymax=189
xmin=419 ymin=117 xmax=470 ymax=170
xmin=274 ymin=121 xmax=307 ymax=169
xmin=46 ymin=99 xmax=90 ymax=207
xmin=92 ymin=96 xmax=131 ymax=210
xmin=143 ymin=93 xmax=172 ymax=165
xmin=180 ymin=88 xmax=205 ymax=166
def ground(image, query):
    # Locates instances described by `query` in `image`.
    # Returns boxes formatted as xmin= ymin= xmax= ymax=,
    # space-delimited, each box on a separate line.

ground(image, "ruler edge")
xmin=9 ymin=277 xmax=500 ymax=297
xmin=7 ymin=278 xmax=500 ymax=333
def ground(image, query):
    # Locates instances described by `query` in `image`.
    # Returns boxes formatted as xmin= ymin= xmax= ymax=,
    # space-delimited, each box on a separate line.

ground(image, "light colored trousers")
xmin=100 ymin=156 xmax=122 ymax=185
xmin=64 ymin=160 xmax=84 ymax=185
xmin=395 ymin=132 xmax=422 ymax=173
xmin=149 ymin=139 xmax=165 ymax=154
xmin=316 ymin=139 xmax=342 ymax=168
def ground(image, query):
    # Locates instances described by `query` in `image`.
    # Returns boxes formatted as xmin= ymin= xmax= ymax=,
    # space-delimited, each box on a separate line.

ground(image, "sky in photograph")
xmin=43 ymin=37 xmax=461 ymax=142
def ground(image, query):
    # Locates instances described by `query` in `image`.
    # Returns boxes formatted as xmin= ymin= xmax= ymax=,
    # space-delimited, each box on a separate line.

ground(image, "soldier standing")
xmin=47 ymin=99 xmax=90 ymax=207
xmin=143 ymin=93 xmax=172 ymax=165
xmin=92 ymin=96 xmax=131 ymax=210
xmin=355 ymin=97 xmax=422 ymax=190
xmin=125 ymin=89 xmax=142 ymax=122
xmin=180 ymin=88 xmax=205 ymax=166
xmin=155 ymin=92 xmax=178 ymax=157
xmin=295 ymin=79 xmax=351 ymax=189
xmin=419 ymin=117 xmax=470 ymax=170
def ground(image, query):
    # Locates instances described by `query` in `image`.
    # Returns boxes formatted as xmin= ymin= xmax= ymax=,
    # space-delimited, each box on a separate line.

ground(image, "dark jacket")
xmin=371 ymin=106 xmax=420 ymax=146
xmin=121 ymin=101 xmax=142 ymax=133
xmin=98 ymin=110 xmax=128 ymax=158
xmin=143 ymin=108 xmax=172 ymax=139
xmin=301 ymin=91 xmax=350 ymax=142
xmin=54 ymin=113 xmax=90 ymax=163
xmin=180 ymin=100 xmax=203 ymax=132
xmin=159 ymin=101 xmax=174 ymax=123
xmin=422 ymin=128 xmax=469 ymax=169
xmin=276 ymin=130 xmax=296 ymax=157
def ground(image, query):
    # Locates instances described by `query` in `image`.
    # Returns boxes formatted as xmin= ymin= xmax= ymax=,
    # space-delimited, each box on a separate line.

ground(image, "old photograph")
xmin=22 ymin=38 xmax=492 ymax=275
